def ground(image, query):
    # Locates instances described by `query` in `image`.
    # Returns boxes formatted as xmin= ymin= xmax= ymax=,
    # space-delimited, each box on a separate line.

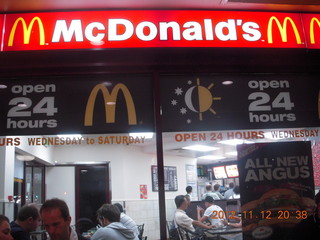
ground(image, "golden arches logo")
xmin=84 ymin=83 xmax=137 ymax=126
xmin=267 ymin=16 xmax=302 ymax=44
xmin=8 ymin=17 xmax=45 ymax=46
xmin=310 ymin=17 xmax=320 ymax=44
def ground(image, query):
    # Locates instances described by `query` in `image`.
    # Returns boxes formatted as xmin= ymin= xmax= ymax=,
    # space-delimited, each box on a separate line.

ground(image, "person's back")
xmin=202 ymin=191 xmax=219 ymax=200
xmin=120 ymin=213 xmax=139 ymax=237
xmin=114 ymin=203 xmax=139 ymax=237
xmin=92 ymin=204 xmax=138 ymax=240
xmin=92 ymin=222 xmax=138 ymax=240
xmin=224 ymin=183 xmax=235 ymax=199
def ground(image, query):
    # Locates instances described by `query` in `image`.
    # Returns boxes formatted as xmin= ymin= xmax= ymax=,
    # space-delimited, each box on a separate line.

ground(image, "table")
xmin=220 ymin=233 xmax=243 ymax=240
xmin=205 ymin=226 xmax=242 ymax=240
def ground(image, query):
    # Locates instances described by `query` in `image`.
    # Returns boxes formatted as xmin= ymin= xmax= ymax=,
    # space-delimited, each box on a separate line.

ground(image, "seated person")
xmin=10 ymin=204 xmax=40 ymax=240
xmin=113 ymin=203 xmax=139 ymax=237
xmin=174 ymin=195 xmax=214 ymax=233
xmin=40 ymin=198 xmax=86 ymax=240
xmin=0 ymin=215 xmax=13 ymax=240
xmin=92 ymin=204 xmax=138 ymax=240
xmin=197 ymin=196 xmax=226 ymax=228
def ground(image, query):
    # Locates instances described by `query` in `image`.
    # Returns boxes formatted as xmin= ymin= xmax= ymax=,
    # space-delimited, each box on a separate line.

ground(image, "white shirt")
xmin=174 ymin=209 xmax=195 ymax=232
xmin=203 ymin=205 xmax=226 ymax=227
xmin=69 ymin=227 xmax=79 ymax=240
xmin=230 ymin=193 xmax=240 ymax=199
xmin=224 ymin=188 xmax=234 ymax=199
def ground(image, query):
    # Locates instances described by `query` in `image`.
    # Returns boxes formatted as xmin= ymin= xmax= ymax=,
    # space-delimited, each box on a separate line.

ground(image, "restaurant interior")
xmin=1 ymin=127 xmax=319 ymax=239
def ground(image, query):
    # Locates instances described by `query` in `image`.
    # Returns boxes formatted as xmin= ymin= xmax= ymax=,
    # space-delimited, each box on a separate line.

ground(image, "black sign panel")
xmin=237 ymin=141 xmax=315 ymax=240
xmin=0 ymin=75 xmax=154 ymax=135
xmin=151 ymin=165 xmax=178 ymax=191
xmin=161 ymin=75 xmax=320 ymax=132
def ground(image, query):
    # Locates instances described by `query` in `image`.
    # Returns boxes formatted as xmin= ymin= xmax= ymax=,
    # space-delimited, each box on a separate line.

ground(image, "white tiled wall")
xmin=113 ymin=199 xmax=177 ymax=240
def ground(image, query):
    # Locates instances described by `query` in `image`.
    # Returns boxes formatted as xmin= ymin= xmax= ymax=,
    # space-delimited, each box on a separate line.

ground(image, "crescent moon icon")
xmin=185 ymin=86 xmax=198 ymax=112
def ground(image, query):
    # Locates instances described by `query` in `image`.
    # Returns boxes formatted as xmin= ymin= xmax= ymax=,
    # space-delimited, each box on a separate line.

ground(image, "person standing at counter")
xmin=197 ymin=196 xmax=226 ymax=228
xmin=213 ymin=184 xmax=224 ymax=200
xmin=202 ymin=185 xmax=218 ymax=200
xmin=224 ymin=183 xmax=235 ymax=199
xmin=186 ymin=186 xmax=193 ymax=201
xmin=229 ymin=186 xmax=240 ymax=199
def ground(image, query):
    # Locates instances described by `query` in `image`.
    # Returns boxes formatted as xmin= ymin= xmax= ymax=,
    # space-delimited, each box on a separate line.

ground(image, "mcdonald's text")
xmin=2 ymin=11 xmax=320 ymax=51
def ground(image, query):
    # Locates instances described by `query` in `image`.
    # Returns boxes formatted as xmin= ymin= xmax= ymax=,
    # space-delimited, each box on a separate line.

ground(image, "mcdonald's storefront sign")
xmin=0 ymin=15 xmax=3 ymax=45
xmin=3 ymin=10 xmax=320 ymax=51
xmin=302 ymin=14 xmax=320 ymax=49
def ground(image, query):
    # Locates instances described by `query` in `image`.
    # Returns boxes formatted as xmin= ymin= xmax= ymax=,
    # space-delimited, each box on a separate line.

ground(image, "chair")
xmin=137 ymin=224 xmax=147 ymax=240
xmin=177 ymin=225 xmax=208 ymax=240
xmin=166 ymin=220 xmax=179 ymax=240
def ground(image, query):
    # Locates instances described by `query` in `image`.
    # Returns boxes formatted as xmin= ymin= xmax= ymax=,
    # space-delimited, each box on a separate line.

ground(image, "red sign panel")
xmin=2 ymin=11 xmax=307 ymax=51
xmin=302 ymin=13 xmax=320 ymax=49
xmin=0 ymin=14 xmax=4 ymax=51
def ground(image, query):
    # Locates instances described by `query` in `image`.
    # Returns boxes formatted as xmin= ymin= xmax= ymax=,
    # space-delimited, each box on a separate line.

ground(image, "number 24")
xmin=7 ymin=97 xmax=58 ymax=117
xmin=248 ymin=92 xmax=294 ymax=111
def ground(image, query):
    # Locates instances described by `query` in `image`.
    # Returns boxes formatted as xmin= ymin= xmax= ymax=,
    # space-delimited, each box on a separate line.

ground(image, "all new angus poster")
xmin=237 ymin=141 xmax=315 ymax=240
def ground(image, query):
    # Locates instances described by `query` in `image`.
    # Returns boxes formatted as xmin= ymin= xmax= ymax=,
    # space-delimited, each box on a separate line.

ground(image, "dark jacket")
xmin=10 ymin=221 xmax=31 ymax=240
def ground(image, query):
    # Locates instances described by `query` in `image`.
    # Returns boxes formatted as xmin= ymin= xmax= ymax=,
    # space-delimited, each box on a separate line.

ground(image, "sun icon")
xmin=184 ymin=78 xmax=221 ymax=120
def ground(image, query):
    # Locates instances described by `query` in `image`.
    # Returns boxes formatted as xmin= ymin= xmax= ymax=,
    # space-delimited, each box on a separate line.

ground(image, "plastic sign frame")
xmin=1 ymin=10 xmax=320 ymax=51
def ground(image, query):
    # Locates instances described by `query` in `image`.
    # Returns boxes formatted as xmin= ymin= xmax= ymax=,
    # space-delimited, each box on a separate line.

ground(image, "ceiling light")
xmin=57 ymin=134 xmax=82 ymax=138
xmin=0 ymin=85 xmax=7 ymax=89
xmin=18 ymin=103 xmax=27 ymax=107
xmin=218 ymin=139 xmax=254 ymax=146
xmin=198 ymin=155 xmax=226 ymax=160
xmin=222 ymin=80 xmax=233 ymax=85
xmin=106 ymin=102 xmax=116 ymax=105
xmin=226 ymin=151 xmax=238 ymax=156
xmin=90 ymin=41 xmax=105 ymax=46
xmin=129 ymin=132 xmax=154 ymax=139
xmin=16 ymin=155 xmax=35 ymax=161
xmin=183 ymin=145 xmax=219 ymax=152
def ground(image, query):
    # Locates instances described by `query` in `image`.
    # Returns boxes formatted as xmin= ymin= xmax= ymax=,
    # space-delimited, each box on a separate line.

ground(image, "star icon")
xmin=171 ymin=99 xmax=178 ymax=106
xmin=174 ymin=87 xmax=183 ymax=96
xmin=180 ymin=107 xmax=187 ymax=115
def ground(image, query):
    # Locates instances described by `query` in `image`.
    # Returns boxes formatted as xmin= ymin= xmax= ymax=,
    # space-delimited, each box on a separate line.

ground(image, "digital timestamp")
xmin=211 ymin=210 xmax=308 ymax=220
xmin=242 ymin=210 xmax=308 ymax=220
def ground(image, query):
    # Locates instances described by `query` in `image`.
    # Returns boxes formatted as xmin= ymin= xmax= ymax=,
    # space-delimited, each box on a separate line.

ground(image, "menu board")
xmin=213 ymin=166 xmax=228 ymax=179
xmin=151 ymin=166 xmax=178 ymax=192
xmin=226 ymin=165 xmax=239 ymax=178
